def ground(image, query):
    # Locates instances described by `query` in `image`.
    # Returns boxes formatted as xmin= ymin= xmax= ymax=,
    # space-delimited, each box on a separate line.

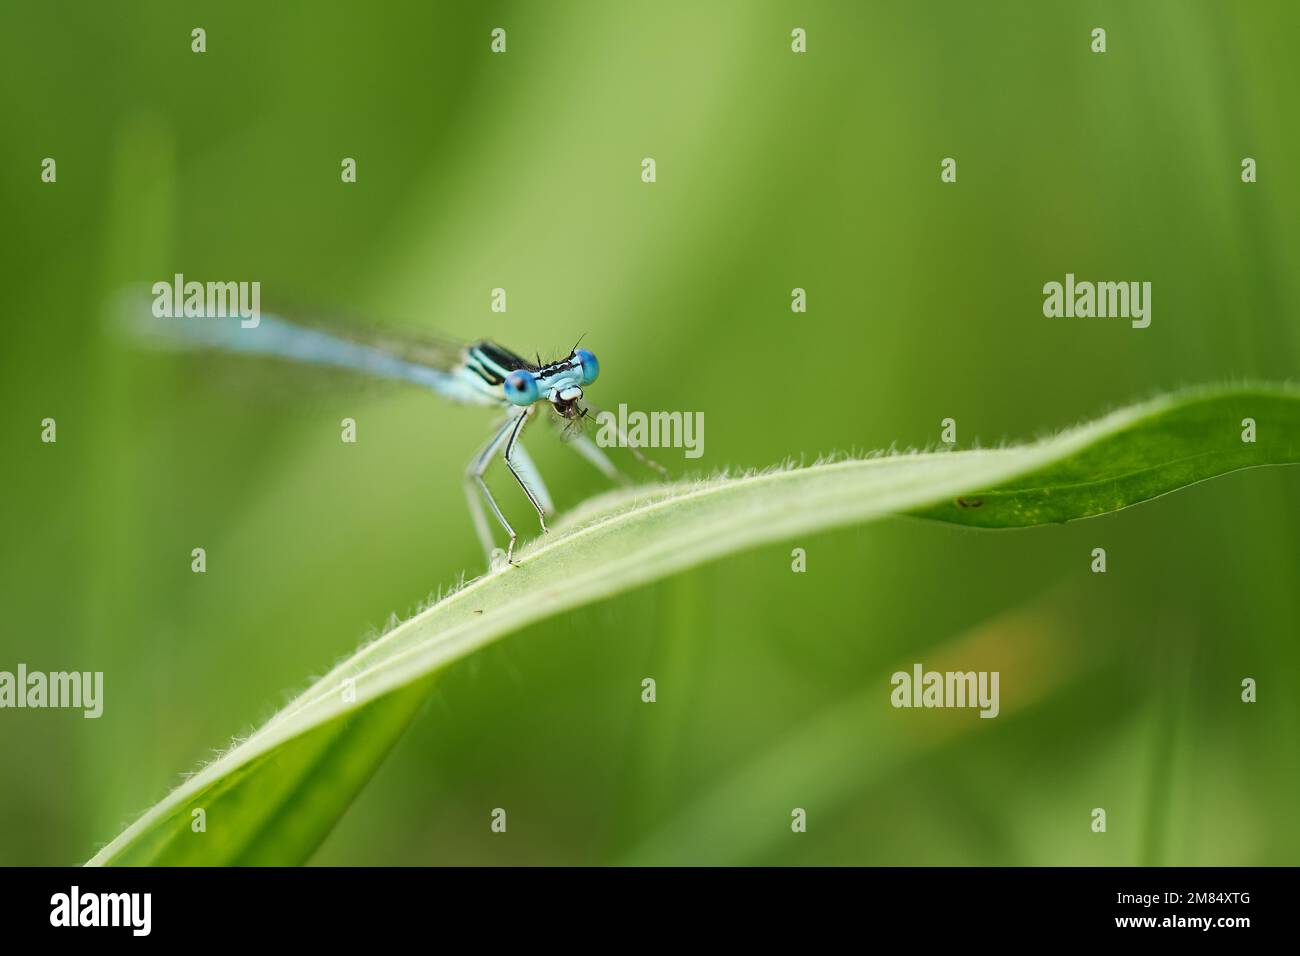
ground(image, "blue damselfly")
xmin=127 ymin=301 xmax=664 ymax=567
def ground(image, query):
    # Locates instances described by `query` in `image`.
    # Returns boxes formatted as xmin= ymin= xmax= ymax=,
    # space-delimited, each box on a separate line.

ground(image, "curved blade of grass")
xmin=87 ymin=384 xmax=1300 ymax=865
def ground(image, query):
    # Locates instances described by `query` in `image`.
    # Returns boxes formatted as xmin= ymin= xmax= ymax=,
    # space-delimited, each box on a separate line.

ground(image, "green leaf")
xmin=86 ymin=384 xmax=1300 ymax=865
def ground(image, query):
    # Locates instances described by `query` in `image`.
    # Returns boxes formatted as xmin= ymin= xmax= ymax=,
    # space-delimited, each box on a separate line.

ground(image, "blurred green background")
xmin=2 ymin=0 xmax=1297 ymax=866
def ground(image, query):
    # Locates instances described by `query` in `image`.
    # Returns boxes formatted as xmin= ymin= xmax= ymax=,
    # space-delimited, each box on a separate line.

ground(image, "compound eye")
xmin=575 ymin=349 xmax=599 ymax=386
xmin=503 ymin=370 xmax=539 ymax=406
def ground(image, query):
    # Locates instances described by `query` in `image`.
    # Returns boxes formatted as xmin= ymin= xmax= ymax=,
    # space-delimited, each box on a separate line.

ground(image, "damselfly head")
xmin=502 ymin=347 xmax=600 ymax=416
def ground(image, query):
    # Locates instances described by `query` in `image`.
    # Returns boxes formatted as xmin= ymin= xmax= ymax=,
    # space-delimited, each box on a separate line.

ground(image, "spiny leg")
xmin=508 ymin=439 xmax=555 ymax=514
xmin=607 ymin=415 xmax=670 ymax=479
xmin=464 ymin=414 xmax=520 ymax=567
xmin=503 ymin=407 xmax=550 ymax=558
xmin=577 ymin=402 xmax=670 ymax=479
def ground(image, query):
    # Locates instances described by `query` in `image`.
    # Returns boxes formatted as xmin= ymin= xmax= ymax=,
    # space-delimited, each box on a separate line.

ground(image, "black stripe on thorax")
xmin=468 ymin=341 xmax=531 ymax=385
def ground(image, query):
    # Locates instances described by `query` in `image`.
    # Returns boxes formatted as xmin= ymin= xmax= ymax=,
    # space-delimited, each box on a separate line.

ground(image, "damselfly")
xmin=127 ymin=303 xmax=664 ymax=567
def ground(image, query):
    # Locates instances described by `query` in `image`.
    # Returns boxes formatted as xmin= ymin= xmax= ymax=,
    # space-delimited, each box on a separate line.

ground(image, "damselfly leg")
xmin=465 ymin=405 xmax=553 ymax=567
xmin=464 ymin=415 xmax=519 ymax=563
xmin=560 ymin=428 xmax=629 ymax=484
xmin=503 ymin=407 xmax=551 ymax=542
xmin=578 ymin=402 xmax=671 ymax=480
xmin=507 ymin=440 xmax=555 ymax=514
